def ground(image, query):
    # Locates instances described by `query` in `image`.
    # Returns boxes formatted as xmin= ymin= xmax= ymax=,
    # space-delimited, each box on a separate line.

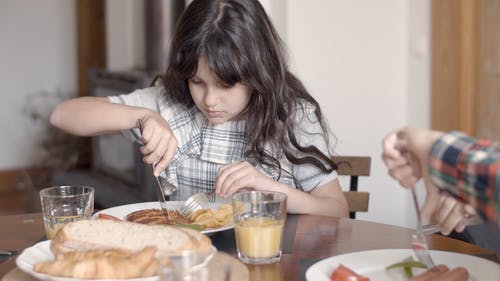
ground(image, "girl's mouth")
xmin=205 ymin=110 xmax=224 ymax=118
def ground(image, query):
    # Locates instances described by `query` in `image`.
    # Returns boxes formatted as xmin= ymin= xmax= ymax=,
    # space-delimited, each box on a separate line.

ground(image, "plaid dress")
xmin=429 ymin=131 xmax=500 ymax=225
xmin=109 ymin=86 xmax=337 ymax=200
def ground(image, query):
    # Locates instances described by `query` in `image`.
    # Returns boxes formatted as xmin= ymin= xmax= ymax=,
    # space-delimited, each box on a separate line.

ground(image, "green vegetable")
xmin=177 ymin=223 xmax=205 ymax=232
xmin=386 ymin=256 xmax=426 ymax=278
xmin=404 ymin=266 xmax=413 ymax=278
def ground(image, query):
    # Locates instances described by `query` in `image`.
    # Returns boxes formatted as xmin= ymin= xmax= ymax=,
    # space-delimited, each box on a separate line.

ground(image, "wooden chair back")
xmin=332 ymin=156 xmax=372 ymax=219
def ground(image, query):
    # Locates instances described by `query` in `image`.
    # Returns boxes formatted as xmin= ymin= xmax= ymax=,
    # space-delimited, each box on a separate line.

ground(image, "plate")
xmin=16 ymin=241 xmax=218 ymax=281
xmin=305 ymin=249 xmax=500 ymax=281
xmin=93 ymin=201 xmax=234 ymax=235
xmin=16 ymin=240 xmax=159 ymax=281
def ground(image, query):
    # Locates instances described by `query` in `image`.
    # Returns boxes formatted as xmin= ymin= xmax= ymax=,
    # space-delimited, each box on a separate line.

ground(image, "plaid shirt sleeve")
xmin=429 ymin=131 xmax=500 ymax=225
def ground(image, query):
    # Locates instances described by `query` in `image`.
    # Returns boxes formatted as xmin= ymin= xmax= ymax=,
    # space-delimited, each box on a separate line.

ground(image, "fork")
xmin=410 ymin=188 xmax=436 ymax=269
xmin=422 ymin=215 xmax=483 ymax=235
xmin=179 ymin=192 xmax=212 ymax=218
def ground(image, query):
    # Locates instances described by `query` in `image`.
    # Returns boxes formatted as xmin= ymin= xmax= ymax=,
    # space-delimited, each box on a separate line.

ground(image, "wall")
xmin=0 ymin=0 xmax=431 ymax=228
xmin=106 ymin=0 xmax=145 ymax=70
xmin=265 ymin=0 xmax=430 ymax=227
xmin=0 ymin=0 xmax=77 ymax=169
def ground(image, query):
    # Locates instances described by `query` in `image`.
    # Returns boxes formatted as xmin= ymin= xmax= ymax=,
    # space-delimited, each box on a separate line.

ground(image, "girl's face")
xmin=188 ymin=56 xmax=252 ymax=125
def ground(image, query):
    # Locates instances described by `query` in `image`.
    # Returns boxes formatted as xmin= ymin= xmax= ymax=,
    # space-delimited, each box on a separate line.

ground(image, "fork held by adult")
xmin=411 ymin=188 xmax=436 ymax=269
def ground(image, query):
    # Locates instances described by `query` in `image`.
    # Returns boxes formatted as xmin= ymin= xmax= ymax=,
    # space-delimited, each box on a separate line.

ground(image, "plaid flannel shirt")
xmin=429 ymin=131 xmax=500 ymax=225
xmin=109 ymin=86 xmax=337 ymax=200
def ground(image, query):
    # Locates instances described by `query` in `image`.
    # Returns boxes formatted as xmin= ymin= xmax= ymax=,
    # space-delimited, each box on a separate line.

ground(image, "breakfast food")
xmin=34 ymin=247 xmax=158 ymax=279
xmin=330 ymin=264 xmax=369 ymax=281
xmin=50 ymin=219 xmax=212 ymax=255
xmin=34 ymin=220 xmax=214 ymax=279
xmin=191 ymin=204 xmax=233 ymax=229
xmin=127 ymin=209 xmax=190 ymax=225
xmin=124 ymin=204 xmax=233 ymax=230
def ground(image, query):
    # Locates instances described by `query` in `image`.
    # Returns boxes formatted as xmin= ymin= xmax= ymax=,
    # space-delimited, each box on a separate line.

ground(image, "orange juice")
xmin=235 ymin=216 xmax=284 ymax=258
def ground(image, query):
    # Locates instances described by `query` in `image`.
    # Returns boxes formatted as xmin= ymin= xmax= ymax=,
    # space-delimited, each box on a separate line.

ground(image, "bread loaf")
xmin=34 ymin=247 xmax=158 ymax=279
xmin=50 ymin=219 xmax=212 ymax=255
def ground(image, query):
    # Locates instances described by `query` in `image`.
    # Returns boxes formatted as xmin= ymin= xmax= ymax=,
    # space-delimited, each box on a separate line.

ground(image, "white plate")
xmin=16 ymin=240 xmax=159 ymax=281
xmin=305 ymin=249 xmax=500 ymax=281
xmin=16 ymin=241 xmax=217 ymax=281
xmin=93 ymin=201 xmax=234 ymax=235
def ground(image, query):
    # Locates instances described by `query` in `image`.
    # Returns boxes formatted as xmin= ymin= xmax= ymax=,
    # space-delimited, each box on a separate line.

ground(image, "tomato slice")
xmin=330 ymin=264 xmax=370 ymax=281
xmin=97 ymin=213 xmax=122 ymax=221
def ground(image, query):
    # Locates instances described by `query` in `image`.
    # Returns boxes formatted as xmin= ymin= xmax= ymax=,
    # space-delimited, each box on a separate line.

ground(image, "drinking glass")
xmin=157 ymin=247 xmax=215 ymax=281
xmin=39 ymin=185 xmax=94 ymax=239
xmin=232 ymin=190 xmax=287 ymax=264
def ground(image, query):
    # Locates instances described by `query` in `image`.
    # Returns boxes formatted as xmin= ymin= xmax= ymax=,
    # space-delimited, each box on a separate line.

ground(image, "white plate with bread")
xmin=93 ymin=201 xmax=234 ymax=235
xmin=16 ymin=219 xmax=217 ymax=281
xmin=16 ymin=240 xmax=160 ymax=281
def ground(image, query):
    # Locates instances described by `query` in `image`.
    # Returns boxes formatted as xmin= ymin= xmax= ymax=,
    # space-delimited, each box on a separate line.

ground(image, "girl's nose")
xmin=204 ymin=87 xmax=219 ymax=107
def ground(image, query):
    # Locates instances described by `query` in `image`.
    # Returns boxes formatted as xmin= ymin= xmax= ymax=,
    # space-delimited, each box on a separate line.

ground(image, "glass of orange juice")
xmin=39 ymin=185 xmax=94 ymax=239
xmin=232 ymin=190 xmax=287 ymax=264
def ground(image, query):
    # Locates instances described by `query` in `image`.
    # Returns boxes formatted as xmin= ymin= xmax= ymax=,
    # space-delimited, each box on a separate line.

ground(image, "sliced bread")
xmin=50 ymin=219 xmax=212 ymax=255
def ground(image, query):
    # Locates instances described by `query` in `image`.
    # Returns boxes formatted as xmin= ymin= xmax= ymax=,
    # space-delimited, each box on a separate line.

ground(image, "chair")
xmin=332 ymin=156 xmax=372 ymax=219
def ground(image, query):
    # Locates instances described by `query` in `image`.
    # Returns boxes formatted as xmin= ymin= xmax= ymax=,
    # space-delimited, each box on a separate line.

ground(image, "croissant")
xmin=34 ymin=247 xmax=158 ymax=279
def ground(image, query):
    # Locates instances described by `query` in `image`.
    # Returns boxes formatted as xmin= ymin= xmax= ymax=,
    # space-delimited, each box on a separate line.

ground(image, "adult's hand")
xmin=382 ymin=127 xmax=473 ymax=229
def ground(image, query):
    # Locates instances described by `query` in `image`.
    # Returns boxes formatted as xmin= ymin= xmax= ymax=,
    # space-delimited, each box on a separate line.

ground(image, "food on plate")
xmin=50 ymin=219 xmax=213 ymax=255
xmin=191 ymin=204 xmax=233 ymax=229
xmin=127 ymin=209 xmax=191 ymax=225
xmin=330 ymin=264 xmax=370 ymax=281
xmin=97 ymin=213 xmax=121 ymax=221
xmin=123 ymin=204 xmax=233 ymax=230
xmin=385 ymin=256 xmax=426 ymax=278
xmin=35 ymin=220 xmax=213 ymax=279
xmin=34 ymin=247 xmax=157 ymax=279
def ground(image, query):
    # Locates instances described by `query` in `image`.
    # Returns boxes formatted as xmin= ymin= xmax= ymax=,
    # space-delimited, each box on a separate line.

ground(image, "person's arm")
xmin=50 ymin=96 xmax=153 ymax=136
xmin=428 ymin=131 xmax=500 ymax=225
xmin=50 ymin=94 xmax=177 ymax=176
xmin=215 ymin=162 xmax=349 ymax=217
xmin=252 ymin=177 xmax=348 ymax=218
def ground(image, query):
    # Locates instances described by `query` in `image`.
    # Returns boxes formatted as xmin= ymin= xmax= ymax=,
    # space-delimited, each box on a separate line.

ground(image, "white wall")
xmin=0 ymin=0 xmax=77 ymax=169
xmin=284 ymin=1 xmax=410 ymax=227
xmin=106 ymin=0 xmax=145 ymax=70
xmin=0 ymin=0 xmax=431 ymax=228
xmin=263 ymin=0 xmax=431 ymax=227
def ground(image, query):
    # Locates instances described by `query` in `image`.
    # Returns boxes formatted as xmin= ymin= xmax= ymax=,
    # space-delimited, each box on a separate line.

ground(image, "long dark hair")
xmin=161 ymin=0 xmax=337 ymax=187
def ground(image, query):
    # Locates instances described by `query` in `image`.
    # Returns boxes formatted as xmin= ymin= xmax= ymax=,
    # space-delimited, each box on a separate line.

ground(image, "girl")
xmin=50 ymin=0 xmax=348 ymax=217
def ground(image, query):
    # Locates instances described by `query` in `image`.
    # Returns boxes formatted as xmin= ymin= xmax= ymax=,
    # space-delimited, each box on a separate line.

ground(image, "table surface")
xmin=1 ymin=212 xmax=498 ymax=281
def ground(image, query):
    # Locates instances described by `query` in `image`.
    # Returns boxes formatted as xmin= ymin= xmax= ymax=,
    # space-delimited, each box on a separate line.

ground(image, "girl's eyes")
xmin=218 ymin=81 xmax=232 ymax=88
xmin=189 ymin=78 xmax=232 ymax=89
xmin=189 ymin=78 xmax=203 ymax=85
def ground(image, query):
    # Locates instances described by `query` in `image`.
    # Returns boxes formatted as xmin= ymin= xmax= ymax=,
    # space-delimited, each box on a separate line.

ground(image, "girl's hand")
xmin=215 ymin=162 xmax=275 ymax=198
xmin=138 ymin=114 xmax=177 ymax=176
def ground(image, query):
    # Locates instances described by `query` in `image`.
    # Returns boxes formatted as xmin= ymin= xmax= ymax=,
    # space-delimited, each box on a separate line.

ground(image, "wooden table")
xmin=1 ymin=213 xmax=498 ymax=280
